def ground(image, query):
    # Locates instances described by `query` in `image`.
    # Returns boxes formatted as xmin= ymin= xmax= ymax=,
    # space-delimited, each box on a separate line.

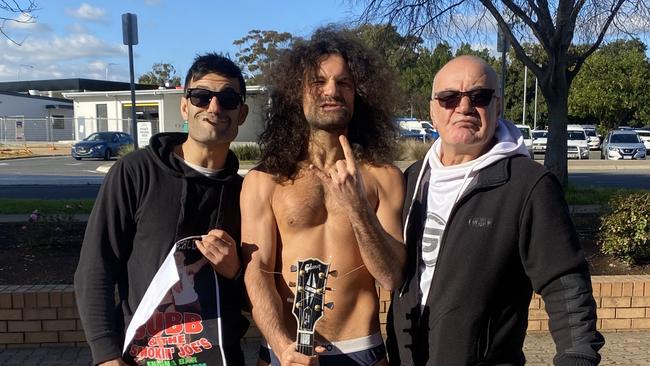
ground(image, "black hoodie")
xmin=74 ymin=132 xmax=248 ymax=365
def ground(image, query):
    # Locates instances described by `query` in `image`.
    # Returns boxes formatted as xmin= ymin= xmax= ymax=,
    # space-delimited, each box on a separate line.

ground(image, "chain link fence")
xmin=0 ymin=117 xmax=148 ymax=147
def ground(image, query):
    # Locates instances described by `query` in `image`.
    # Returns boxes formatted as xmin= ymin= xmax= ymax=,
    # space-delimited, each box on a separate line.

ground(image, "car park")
xmin=634 ymin=129 xmax=650 ymax=149
xmin=515 ymin=124 xmax=534 ymax=158
xmin=532 ymin=130 xmax=547 ymax=153
xmin=601 ymin=129 xmax=646 ymax=160
xmin=71 ymin=131 xmax=134 ymax=160
xmin=567 ymin=125 xmax=590 ymax=159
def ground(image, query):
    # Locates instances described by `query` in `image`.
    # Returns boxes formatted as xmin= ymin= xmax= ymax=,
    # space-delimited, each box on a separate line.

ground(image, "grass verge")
xmin=565 ymin=185 xmax=646 ymax=206
xmin=0 ymin=199 xmax=95 ymax=215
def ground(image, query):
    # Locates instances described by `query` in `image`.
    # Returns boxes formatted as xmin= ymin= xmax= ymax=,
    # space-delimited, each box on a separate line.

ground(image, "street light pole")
xmin=105 ymin=63 xmax=118 ymax=80
xmin=18 ymin=64 xmax=34 ymax=81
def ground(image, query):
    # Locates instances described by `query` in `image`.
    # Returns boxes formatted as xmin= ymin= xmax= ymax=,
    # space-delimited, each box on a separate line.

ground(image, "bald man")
xmin=386 ymin=56 xmax=604 ymax=365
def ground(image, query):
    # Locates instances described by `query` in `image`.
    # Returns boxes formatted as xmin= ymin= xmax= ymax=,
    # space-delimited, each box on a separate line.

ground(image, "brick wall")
xmin=2 ymin=275 xmax=649 ymax=348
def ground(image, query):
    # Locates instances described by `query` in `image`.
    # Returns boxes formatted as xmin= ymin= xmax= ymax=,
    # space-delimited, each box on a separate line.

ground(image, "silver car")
xmin=600 ymin=130 xmax=646 ymax=160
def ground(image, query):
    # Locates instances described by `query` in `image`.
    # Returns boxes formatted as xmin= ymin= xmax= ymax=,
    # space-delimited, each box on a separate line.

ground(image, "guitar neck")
xmin=296 ymin=331 xmax=314 ymax=356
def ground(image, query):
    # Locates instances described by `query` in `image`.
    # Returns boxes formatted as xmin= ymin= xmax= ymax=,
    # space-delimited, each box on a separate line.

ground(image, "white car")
xmin=567 ymin=125 xmax=590 ymax=159
xmin=532 ymin=130 xmax=547 ymax=153
xmin=515 ymin=124 xmax=534 ymax=158
xmin=584 ymin=128 xmax=601 ymax=150
xmin=634 ymin=129 xmax=650 ymax=149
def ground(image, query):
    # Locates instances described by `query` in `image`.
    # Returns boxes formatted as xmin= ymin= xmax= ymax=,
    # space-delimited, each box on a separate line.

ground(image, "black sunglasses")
xmin=185 ymin=88 xmax=244 ymax=110
xmin=434 ymin=88 xmax=495 ymax=109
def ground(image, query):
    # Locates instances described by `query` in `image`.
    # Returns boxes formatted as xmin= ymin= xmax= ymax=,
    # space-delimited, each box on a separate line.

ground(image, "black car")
xmin=71 ymin=131 xmax=134 ymax=160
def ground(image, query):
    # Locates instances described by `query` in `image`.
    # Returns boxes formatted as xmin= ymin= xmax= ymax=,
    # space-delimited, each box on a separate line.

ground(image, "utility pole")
xmin=122 ymin=13 xmax=139 ymax=149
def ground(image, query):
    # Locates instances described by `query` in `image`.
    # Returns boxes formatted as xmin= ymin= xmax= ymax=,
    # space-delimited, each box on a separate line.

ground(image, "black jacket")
xmin=74 ymin=133 xmax=248 ymax=365
xmin=386 ymin=155 xmax=604 ymax=366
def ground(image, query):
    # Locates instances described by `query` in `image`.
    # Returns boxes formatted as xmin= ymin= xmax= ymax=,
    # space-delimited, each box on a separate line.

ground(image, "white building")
xmin=0 ymin=91 xmax=74 ymax=143
xmin=63 ymin=86 xmax=267 ymax=145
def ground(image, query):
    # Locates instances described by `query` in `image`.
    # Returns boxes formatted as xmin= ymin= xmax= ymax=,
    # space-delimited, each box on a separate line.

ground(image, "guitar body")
xmin=291 ymin=258 xmax=331 ymax=355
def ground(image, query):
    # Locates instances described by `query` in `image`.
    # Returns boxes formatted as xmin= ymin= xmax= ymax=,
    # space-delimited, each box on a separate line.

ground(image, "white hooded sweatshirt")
xmin=419 ymin=119 xmax=530 ymax=307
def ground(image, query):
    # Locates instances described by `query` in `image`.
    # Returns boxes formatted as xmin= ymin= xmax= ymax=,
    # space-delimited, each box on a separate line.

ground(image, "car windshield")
xmin=84 ymin=133 xmax=111 ymax=142
xmin=611 ymin=134 xmax=640 ymax=143
xmin=585 ymin=130 xmax=597 ymax=137
xmin=568 ymin=131 xmax=586 ymax=140
xmin=518 ymin=128 xmax=531 ymax=139
xmin=532 ymin=131 xmax=547 ymax=138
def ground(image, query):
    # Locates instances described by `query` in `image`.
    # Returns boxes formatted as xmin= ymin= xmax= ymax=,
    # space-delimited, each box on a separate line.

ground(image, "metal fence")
xmin=0 ymin=117 xmax=153 ymax=146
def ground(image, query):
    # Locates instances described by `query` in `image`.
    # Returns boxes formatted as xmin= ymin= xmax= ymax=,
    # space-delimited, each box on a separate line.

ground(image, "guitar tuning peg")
xmin=325 ymin=287 xmax=333 ymax=292
xmin=288 ymin=281 xmax=296 ymax=287
xmin=319 ymin=272 xmax=325 ymax=279
xmin=290 ymin=265 xmax=297 ymax=272
xmin=329 ymin=270 xmax=338 ymax=278
xmin=286 ymin=297 xmax=294 ymax=304
xmin=325 ymin=302 xmax=334 ymax=310
xmin=314 ymin=305 xmax=321 ymax=311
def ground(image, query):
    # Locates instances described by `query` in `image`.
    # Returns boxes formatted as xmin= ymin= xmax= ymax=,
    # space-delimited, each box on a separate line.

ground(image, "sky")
xmin=0 ymin=0 xmax=366 ymax=83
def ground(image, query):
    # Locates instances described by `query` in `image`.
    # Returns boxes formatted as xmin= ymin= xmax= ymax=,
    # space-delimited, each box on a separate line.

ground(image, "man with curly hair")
xmin=242 ymin=27 xmax=406 ymax=366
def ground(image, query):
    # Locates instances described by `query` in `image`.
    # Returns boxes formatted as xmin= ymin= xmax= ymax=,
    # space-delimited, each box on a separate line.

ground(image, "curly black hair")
xmin=259 ymin=26 xmax=398 ymax=180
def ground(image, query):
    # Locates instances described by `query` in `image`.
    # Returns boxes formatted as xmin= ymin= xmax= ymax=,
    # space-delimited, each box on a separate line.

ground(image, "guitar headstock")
xmin=289 ymin=258 xmax=334 ymax=355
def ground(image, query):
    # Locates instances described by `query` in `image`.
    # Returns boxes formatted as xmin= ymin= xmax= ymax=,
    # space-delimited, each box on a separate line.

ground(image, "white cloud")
xmin=0 ymin=32 xmax=128 ymax=81
xmin=66 ymin=3 xmax=108 ymax=22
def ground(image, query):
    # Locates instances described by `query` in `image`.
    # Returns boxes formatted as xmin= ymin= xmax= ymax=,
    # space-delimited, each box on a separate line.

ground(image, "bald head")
xmin=432 ymin=55 xmax=498 ymax=97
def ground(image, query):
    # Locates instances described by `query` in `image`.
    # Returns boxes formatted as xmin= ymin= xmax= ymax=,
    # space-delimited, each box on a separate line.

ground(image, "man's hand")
xmin=196 ymin=229 xmax=240 ymax=279
xmin=278 ymin=342 xmax=323 ymax=366
xmin=310 ymin=135 xmax=368 ymax=213
xmin=99 ymin=358 xmax=127 ymax=366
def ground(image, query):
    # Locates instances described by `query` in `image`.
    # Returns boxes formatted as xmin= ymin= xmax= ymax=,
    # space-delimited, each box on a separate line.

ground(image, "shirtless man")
xmin=242 ymin=27 xmax=406 ymax=366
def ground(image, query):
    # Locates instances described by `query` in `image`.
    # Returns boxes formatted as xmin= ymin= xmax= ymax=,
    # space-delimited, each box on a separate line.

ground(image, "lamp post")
xmin=18 ymin=64 xmax=34 ymax=80
xmin=105 ymin=62 xmax=119 ymax=80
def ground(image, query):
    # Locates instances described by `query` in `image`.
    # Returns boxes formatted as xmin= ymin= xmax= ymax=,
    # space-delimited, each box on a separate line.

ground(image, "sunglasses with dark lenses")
xmin=186 ymin=88 xmax=243 ymax=110
xmin=434 ymin=88 xmax=495 ymax=109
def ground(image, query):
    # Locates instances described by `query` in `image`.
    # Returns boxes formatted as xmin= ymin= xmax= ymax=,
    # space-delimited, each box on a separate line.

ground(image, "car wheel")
xmin=103 ymin=149 xmax=112 ymax=161
xmin=73 ymin=157 xmax=81 ymax=161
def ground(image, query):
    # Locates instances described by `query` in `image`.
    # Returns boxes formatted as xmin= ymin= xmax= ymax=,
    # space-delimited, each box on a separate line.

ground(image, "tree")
xmin=138 ymin=63 xmax=181 ymax=87
xmin=233 ymin=29 xmax=294 ymax=85
xmin=1 ymin=0 xmax=38 ymax=45
xmin=361 ymin=0 xmax=650 ymax=186
xmin=569 ymin=39 xmax=650 ymax=129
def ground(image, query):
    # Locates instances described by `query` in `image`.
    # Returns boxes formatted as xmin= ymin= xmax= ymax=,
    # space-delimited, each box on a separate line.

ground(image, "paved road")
xmin=2 ymin=331 xmax=649 ymax=365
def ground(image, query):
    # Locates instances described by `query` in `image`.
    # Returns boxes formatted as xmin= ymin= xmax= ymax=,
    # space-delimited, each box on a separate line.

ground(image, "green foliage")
xmin=138 ymin=62 xmax=182 ymax=87
xmin=599 ymin=192 xmax=650 ymax=265
xmin=118 ymin=144 xmax=135 ymax=158
xmin=0 ymin=199 xmax=94 ymax=214
xmin=233 ymin=29 xmax=294 ymax=85
xmin=231 ymin=144 xmax=260 ymax=162
xmin=564 ymin=185 xmax=643 ymax=206
xmin=569 ymin=39 xmax=650 ymax=129
xmin=395 ymin=139 xmax=434 ymax=161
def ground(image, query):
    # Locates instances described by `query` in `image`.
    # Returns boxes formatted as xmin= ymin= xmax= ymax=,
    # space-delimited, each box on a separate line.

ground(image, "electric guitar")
xmin=289 ymin=258 xmax=336 ymax=355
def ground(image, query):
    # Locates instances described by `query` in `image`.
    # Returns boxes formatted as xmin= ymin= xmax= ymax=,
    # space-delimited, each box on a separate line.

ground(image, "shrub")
xmin=599 ymin=192 xmax=650 ymax=265
xmin=231 ymin=144 xmax=261 ymax=161
xmin=395 ymin=139 xmax=434 ymax=161
xmin=118 ymin=144 xmax=135 ymax=158
xmin=21 ymin=207 xmax=79 ymax=247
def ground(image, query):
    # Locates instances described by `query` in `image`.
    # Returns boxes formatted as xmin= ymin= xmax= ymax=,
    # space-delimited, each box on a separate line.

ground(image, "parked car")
xmin=398 ymin=127 xmax=438 ymax=142
xmin=515 ymin=124 xmax=534 ymax=158
xmin=583 ymin=127 xmax=601 ymax=150
xmin=567 ymin=125 xmax=590 ymax=159
xmin=532 ymin=129 xmax=547 ymax=153
xmin=634 ymin=129 xmax=650 ymax=149
xmin=71 ymin=131 xmax=134 ymax=160
xmin=601 ymin=130 xmax=646 ymax=160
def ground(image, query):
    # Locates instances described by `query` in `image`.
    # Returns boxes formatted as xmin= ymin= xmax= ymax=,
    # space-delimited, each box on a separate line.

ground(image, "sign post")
xmin=122 ymin=13 xmax=139 ymax=149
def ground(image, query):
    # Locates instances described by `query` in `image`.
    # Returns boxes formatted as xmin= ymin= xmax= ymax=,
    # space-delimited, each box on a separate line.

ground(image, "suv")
xmin=600 ymin=130 xmax=646 ymax=160
xmin=567 ymin=125 xmax=590 ymax=159
xmin=634 ymin=129 xmax=650 ymax=149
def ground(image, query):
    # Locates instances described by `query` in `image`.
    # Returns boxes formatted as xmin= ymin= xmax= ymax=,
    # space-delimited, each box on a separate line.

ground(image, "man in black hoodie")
xmin=75 ymin=53 xmax=249 ymax=366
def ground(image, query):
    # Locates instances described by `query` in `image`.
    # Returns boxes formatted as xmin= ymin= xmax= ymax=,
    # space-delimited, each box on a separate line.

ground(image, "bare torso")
xmin=270 ymin=164 xmax=383 ymax=342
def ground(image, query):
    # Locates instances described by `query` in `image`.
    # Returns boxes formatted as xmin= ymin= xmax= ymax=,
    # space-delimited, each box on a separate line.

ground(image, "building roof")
xmin=0 ymin=78 xmax=158 ymax=93
xmin=0 ymin=90 xmax=72 ymax=104
xmin=62 ymin=85 xmax=268 ymax=98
